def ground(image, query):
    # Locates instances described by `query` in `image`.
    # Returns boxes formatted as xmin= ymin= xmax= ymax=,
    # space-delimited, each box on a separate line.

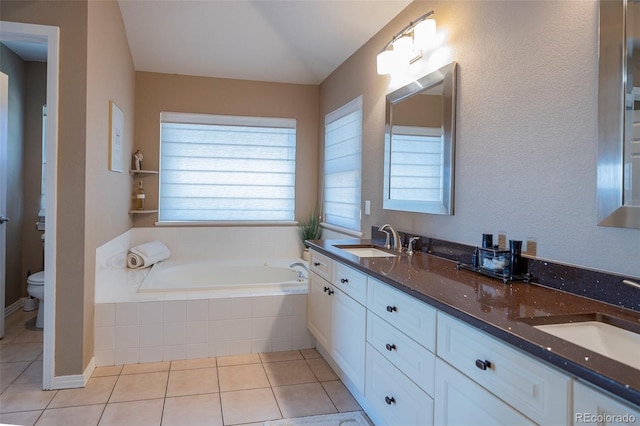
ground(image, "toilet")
xmin=26 ymin=233 xmax=46 ymax=329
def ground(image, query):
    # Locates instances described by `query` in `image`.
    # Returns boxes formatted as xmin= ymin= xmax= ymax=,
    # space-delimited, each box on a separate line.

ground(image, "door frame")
xmin=0 ymin=72 xmax=7 ymax=340
xmin=0 ymin=21 xmax=59 ymax=390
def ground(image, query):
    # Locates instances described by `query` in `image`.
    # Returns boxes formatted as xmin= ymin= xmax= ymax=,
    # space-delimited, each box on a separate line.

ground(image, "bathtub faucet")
xmin=289 ymin=262 xmax=309 ymax=279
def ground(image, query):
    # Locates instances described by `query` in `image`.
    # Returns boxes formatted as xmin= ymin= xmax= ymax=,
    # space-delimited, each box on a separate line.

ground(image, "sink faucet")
xmin=407 ymin=236 xmax=420 ymax=255
xmin=378 ymin=224 xmax=403 ymax=252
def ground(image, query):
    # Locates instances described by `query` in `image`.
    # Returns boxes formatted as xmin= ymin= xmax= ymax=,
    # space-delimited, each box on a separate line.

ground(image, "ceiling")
xmin=118 ymin=0 xmax=411 ymax=85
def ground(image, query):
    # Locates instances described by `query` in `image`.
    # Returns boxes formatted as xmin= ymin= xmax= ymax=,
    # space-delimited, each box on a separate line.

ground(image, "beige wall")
xmin=1 ymin=0 xmax=89 ymax=376
xmin=85 ymin=0 xmax=136 ymax=371
xmin=321 ymin=0 xmax=640 ymax=278
xmin=0 ymin=43 xmax=26 ymax=308
xmin=134 ymin=72 xmax=320 ymax=226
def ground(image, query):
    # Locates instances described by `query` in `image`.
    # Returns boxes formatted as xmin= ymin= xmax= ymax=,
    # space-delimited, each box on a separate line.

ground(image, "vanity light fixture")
xmin=377 ymin=11 xmax=436 ymax=75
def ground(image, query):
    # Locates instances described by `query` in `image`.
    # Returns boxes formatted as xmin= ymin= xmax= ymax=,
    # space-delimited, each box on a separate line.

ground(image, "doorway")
xmin=0 ymin=21 xmax=59 ymax=390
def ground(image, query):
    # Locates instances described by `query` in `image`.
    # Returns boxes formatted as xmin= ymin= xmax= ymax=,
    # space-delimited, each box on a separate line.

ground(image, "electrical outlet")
xmin=364 ymin=200 xmax=371 ymax=215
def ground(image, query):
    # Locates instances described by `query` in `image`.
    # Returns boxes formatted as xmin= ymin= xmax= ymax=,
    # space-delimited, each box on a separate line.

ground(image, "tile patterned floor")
xmin=0 ymin=310 xmax=367 ymax=425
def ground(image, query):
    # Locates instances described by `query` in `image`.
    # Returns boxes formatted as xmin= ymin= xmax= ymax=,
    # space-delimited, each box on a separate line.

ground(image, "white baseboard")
xmin=51 ymin=357 xmax=95 ymax=389
xmin=4 ymin=297 xmax=25 ymax=317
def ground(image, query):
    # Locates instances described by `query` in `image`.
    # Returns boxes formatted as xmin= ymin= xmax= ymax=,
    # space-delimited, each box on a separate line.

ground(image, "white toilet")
xmin=27 ymin=233 xmax=46 ymax=329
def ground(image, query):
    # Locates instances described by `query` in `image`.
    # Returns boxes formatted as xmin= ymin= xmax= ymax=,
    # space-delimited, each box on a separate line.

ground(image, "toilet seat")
xmin=27 ymin=271 xmax=45 ymax=286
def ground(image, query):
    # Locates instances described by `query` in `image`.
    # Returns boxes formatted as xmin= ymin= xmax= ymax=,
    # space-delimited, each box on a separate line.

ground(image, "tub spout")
xmin=290 ymin=262 xmax=309 ymax=279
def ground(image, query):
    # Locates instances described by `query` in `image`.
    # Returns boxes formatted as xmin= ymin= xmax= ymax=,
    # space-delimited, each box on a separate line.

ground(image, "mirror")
xmin=598 ymin=0 xmax=640 ymax=228
xmin=383 ymin=62 xmax=457 ymax=215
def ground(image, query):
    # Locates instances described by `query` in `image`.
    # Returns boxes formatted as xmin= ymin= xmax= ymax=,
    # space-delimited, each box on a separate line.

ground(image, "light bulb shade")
xmin=393 ymin=35 xmax=414 ymax=63
xmin=414 ymin=18 xmax=436 ymax=50
xmin=376 ymin=50 xmax=395 ymax=75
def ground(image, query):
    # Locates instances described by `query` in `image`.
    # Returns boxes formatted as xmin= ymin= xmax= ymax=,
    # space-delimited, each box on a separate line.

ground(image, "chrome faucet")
xmin=289 ymin=262 xmax=309 ymax=279
xmin=378 ymin=224 xmax=403 ymax=252
xmin=407 ymin=236 xmax=420 ymax=255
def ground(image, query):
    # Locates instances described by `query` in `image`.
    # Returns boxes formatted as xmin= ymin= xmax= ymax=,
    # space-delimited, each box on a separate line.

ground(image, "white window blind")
xmin=159 ymin=112 xmax=296 ymax=222
xmin=389 ymin=125 xmax=443 ymax=202
xmin=323 ymin=96 xmax=362 ymax=232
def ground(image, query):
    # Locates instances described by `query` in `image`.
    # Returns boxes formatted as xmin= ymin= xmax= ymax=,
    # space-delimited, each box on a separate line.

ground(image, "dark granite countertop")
xmin=307 ymin=239 xmax=640 ymax=408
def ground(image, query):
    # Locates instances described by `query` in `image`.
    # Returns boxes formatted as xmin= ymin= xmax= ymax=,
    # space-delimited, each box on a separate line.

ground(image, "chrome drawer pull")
xmin=385 ymin=343 xmax=397 ymax=351
xmin=385 ymin=396 xmax=396 ymax=405
xmin=386 ymin=305 xmax=397 ymax=313
xmin=475 ymin=359 xmax=491 ymax=371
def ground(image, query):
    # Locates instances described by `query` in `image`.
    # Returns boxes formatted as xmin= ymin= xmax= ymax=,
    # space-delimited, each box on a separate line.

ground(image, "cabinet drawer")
xmin=365 ymin=343 xmax=434 ymax=426
xmin=437 ymin=312 xmax=571 ymax=425
xmin=309 ymin=250 xmax=332 ymax=281
xmin=333 ymin=262 xmax=367 ymax=305
xmin=367 ymin=278 xmax=436 ymax=351
xmin=434 ymin=358 xmax=535 ymax=426
xmin=367 ymin=313 xmax=435 ymax=396
xmin=574 ymin=380 xmax=640 ymax=425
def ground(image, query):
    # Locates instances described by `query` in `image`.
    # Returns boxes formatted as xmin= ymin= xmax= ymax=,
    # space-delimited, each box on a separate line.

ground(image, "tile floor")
xmin=0 ymin=309 xmax=368 ymax=425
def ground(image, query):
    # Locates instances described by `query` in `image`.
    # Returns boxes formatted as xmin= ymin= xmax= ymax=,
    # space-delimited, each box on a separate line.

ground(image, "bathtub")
xmin=138 ymin=259 xmax=308 ymax=293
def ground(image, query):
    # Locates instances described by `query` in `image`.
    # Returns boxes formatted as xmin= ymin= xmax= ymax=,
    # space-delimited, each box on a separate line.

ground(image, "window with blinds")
xmin=323 ymin=96 xmax=362 ymax=232
xmin=389 ymin=125 xmax=443 ymax=202
xmin=159 ymin=112 xmax=296 ymax=222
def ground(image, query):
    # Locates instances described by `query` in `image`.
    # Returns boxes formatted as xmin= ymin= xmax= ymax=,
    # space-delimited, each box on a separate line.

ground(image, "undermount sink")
xmin=334 ymin=245 xmax=398 ymax=258
xmin=519 ymin=313 xmax=640 ymax=369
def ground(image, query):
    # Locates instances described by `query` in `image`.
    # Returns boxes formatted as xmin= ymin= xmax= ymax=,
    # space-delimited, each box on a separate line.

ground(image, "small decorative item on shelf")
xmin=135 ymin=180 xmax=146 ymax=210
xmin=457 ymin=234 xmax=532 ymax=284
xmin=297 ymin=208 xmax=321 ymax=261
xmin=133 ymin=149 xmax=143 ymax=171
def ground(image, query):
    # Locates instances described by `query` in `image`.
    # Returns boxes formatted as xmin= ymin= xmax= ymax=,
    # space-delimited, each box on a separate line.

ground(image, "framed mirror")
xmin=383 ymin=62 xmax=457 ymax=215
xmin=598 ymin=0 xmax=640 ymax=228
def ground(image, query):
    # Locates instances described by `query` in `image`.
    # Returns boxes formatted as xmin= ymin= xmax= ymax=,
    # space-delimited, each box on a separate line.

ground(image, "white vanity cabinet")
xmin=364 ymin=278 xmax=437 ymax=425
xmin=307 ymin=250 xmax=366 ymax=393
xmin=574 ymin=381 xmax=640 ymax=426
xmin=436 ymin=312 xmax=571 ymax=425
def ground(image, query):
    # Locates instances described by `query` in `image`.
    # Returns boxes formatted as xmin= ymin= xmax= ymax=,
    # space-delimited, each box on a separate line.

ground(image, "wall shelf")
xmin=129 ymin=210 xmax=158 ymax=215
xmin=129 ymin=170 xmax=158 ymax=175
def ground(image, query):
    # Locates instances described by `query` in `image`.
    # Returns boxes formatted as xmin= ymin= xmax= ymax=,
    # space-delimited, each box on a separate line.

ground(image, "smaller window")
xmin=159 ymin=112 xmax=297 ymax=222
xmin=323 ymin=96 xmax=362 ymax=232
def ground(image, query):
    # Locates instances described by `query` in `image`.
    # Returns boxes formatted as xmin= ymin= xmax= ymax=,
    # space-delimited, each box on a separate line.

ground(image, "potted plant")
xmin=298 ymin=208 xmax=321 ymax=261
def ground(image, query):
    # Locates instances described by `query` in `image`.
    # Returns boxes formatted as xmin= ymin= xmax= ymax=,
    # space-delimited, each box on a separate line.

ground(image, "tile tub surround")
xmin=94 ymin=295 xmax=312 ymax=366
xmin=309 ymin=238 xmax=640 ymax=407
xmin=94 ymin=226 xmax=312 ymax=366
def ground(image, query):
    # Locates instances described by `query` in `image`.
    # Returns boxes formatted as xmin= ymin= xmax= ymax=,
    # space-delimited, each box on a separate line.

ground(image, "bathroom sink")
xmin=334 ymin=245 xmax=398 ymax=258
xmin=519 ymin=313 xmax=640 ymax=369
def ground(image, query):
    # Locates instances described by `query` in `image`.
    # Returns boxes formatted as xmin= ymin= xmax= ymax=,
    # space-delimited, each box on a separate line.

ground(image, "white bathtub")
xmin=139 ymin=259 xmax=308 ymax=293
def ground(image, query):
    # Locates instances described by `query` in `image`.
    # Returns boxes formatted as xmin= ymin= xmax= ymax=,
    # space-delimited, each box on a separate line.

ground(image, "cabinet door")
xmin=574 ymin=381 xmax=640 ymax=426
xmin=307 ymin=271 xmax=331 ymax=351
xmin=434 ymin=359 xmax=535 ymax=426
xmin=331 ymin=286 xmax=366 ymax=393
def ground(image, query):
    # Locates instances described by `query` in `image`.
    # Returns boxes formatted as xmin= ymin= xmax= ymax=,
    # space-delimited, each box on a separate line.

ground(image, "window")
xmin=323 ymin=96 xmax=362 ymax=232
xmin=159 ymin=112 xmax=296 ymax=222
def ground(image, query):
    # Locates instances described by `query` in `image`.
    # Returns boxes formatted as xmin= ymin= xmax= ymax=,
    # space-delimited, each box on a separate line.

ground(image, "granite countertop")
xmin=307 ymin=239 xmax=640 ymax=407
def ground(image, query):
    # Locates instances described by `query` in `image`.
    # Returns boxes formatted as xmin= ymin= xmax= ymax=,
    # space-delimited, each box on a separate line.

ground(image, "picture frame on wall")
xmin=109 ymin=100 xmax=124 ymax=172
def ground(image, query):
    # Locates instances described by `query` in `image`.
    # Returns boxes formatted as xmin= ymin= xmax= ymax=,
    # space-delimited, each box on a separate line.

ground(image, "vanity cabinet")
xmin=436 ymin=312 xmax=571 ymax=425
xmin=307 ymin=251 xmax=366 ymax=393
xmin=574 ymin=381 xmax=640 ymax=426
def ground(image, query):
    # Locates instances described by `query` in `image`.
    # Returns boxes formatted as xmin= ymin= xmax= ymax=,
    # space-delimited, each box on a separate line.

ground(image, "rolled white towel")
xmin=127 ymin=241 xmax=171 ymax=269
